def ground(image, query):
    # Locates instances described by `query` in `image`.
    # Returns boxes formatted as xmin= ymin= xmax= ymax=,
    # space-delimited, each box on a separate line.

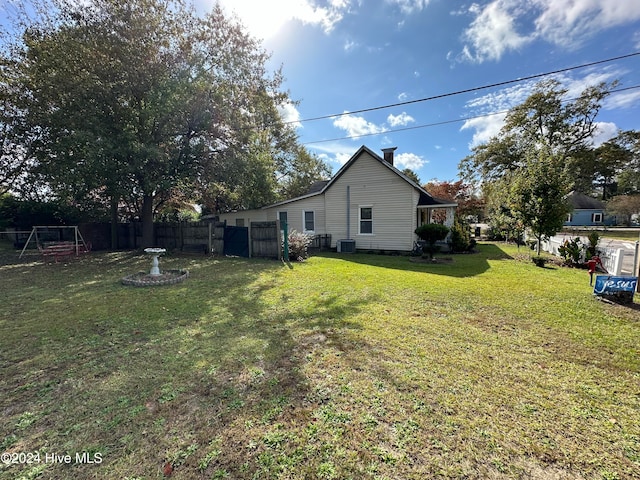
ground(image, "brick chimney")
xmin=381 ymin=147 xmax=397 ymax=166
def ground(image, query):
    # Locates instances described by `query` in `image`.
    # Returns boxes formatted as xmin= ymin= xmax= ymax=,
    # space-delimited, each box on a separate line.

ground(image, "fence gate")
xmin=223 ymin=226 xmax=249 ymax=257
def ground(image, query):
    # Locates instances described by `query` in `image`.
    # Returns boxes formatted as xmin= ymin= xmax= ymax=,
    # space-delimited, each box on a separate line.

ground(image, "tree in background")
xmin=423 ymin=179 xmax=485 ymax=222
xmin=592 ymin=137 xmax=632 ymax=200
xmin=3 ymin=0 xmax=327 ymax=247
xmin=506 ymin=150 xmax=571 ymax=255
xmin=401 ymin=168 xmax=421 ymax=185
xmin=606 ymin=195 xmax=640 ymax=226
xmin=278 ymin=146 xmax=332 ymax=200
xmin=611 ymin=130 xmax=640 ymax=195
xmin=460 ymin=79 xmax=616 ymax=242
xmin=460 ymin=79 xmax=615 ymax=187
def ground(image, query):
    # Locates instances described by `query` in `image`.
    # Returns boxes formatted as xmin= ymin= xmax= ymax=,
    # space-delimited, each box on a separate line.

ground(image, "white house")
xmin=218 ymin=145 xmax=457 ymax=252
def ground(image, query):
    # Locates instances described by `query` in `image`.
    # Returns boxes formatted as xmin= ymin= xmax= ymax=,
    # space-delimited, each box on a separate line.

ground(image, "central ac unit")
xmin=337 ymin=239 xmax=356 ymax=253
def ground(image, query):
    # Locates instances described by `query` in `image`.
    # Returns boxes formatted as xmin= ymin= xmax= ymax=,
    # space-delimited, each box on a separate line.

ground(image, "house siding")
xmin=564 ymin=209 xmax=607 ymax=227
xmin=325 ymin=152 xmax=416 ymax=251
xmin=218 ymin=209 xmax=267 ymax=226
xmin=263 ymin=196 xmax=326 ymax=234
xmin=218 ymin=147 xmax=455 ymax=253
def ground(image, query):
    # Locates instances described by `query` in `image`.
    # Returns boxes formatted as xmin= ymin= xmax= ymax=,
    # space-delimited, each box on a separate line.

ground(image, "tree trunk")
xmin=141 ymin=194 xmax=155 ymax=248
xmin=110 ymin=196 xmax=118 ymax=250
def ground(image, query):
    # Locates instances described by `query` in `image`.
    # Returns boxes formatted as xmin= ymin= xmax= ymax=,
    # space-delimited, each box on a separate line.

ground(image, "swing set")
xmin=19 ymin=226 xmax=90 ymax=260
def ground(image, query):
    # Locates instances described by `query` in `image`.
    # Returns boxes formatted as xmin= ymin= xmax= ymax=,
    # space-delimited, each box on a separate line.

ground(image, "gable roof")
xmin=267 ymin=145 xmax=457 ymax=209
xmin=566 ymin=191 xmax=604 ymax=210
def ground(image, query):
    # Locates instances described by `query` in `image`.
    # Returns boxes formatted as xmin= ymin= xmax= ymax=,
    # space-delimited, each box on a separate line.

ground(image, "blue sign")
xmin=593 ymin=276 xmax=638 ymax=296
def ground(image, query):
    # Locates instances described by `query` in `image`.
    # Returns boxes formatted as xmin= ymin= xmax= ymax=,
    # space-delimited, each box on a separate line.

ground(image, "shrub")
xmin=285 ymin=230 xmax=313 ymax=261
xmin=586 ymin=232 xmax=600 ymax=258
xmin=415 ymin=223 xmax=449 ymax=259
xmin=532 ymin=256 xmax=547 ymax=267
xmin=448 ymin=216 xmax=472 ymax=253
xmin=558 ymin=237 xmax=583 ymax=266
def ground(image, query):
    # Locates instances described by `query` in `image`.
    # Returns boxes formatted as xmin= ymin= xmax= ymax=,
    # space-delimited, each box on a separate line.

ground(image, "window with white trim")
xmin=592 ymin=212 xmax=603 ymax=223
xmin=303 ymin=211 xmax=315 ymax=232
xmin=359 ymin=206 xmax=373 ymax=234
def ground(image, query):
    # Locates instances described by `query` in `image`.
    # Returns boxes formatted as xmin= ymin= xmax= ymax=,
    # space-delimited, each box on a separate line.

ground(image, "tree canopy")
xmin=458 ymin=79 xmax=638 ymax=243
xmin=1 ymin=0 xmax=329 ymax=246
xmin=459 ymin=79 xmax=615 ymax=188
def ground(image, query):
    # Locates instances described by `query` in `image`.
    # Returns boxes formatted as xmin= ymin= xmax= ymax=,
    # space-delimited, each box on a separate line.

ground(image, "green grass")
xmin=0 ymin=244 xmax=639 ymax=479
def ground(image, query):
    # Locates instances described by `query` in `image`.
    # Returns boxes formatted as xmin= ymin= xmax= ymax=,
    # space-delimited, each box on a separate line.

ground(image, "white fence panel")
xmin=540 ymin=235 xmax=626 ymax=275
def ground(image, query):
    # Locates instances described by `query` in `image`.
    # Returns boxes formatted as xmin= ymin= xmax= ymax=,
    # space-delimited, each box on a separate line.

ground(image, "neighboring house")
xmin=564 ymin=191 xmax=613 ymax=226
xmin=218 ymin=145 xmax=457 ymax=252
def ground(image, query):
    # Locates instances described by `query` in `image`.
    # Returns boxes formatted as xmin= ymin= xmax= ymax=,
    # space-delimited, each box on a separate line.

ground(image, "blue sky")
xmin=3 ymin=0 xmax=640 ymax=184
xmin=203 ymin=0 xmax=640 ymax=184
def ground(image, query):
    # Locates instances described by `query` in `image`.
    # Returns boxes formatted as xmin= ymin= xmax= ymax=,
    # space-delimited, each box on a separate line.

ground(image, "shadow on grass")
xmin=0 ymin=251 xmax=369 ymax=479
xmin=312 ymin=242 xmax=513 ymax=278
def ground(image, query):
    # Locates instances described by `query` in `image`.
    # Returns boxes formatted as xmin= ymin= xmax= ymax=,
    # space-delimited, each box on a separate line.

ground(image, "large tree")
xmin=609 ymin=130 xmax=640 ymax=195
xmin=606 ymin=194 xmax=640 ymax=226
xmin=506 ymin=150 xmax=571 ymax=254
xmin=460 ymin=79 xmax=615 ymax=187
xmin=460 ymin=79 xmax=615 ymax=244
xmin=423 ymin=179 xmax=485 ymax=220
xmin=5 ymin=0 xmax=322 ymax=247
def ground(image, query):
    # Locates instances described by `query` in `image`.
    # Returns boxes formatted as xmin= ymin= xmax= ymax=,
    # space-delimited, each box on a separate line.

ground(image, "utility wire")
xmin=302 ymin=84 xmax=640 ymax=145
xmin=289 ymin=51 xmax=640 ymax=125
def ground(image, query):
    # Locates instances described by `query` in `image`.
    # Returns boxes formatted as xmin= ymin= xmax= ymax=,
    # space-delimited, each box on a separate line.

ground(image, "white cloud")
xmin=397 ymin=92 xmax=409 ymax=101
xmin=459 ymin=0 xmax=640 ymax=63
xmin=460 ymin=112 xmax=507 ymax=148
xmin=460 ymin=69 xmax=631 ymax=148
xmin=344 ymin=39 xmax=358 ymax=52
xmin=461 ymin=0 xmax=533 ymax=63
xmin=465 ymin=81 xmax=536 ymax=113
xmin=533 ymin=0 xmax=640 ymax=49
xmin=214 ymin=0 xmax=350 ymax=39
xmin=387 ymin=0 xmax=431 ymax=14
xmin=395 ymin=152 xmax=427 ymax=169
xmin=606 ymin=88 xmax=640 ymax=110
xmin=387 ymin=112 xmax=415 ymax=127
xmin=332 ymin=113 xmax=386 ymax=137
xmin=277 ymin=102 xmax=302 ymax=128
xmin=591 ymin=122 xmax=618 ymax=147
xmin=308 ymin=142 xmax=356 ymax=167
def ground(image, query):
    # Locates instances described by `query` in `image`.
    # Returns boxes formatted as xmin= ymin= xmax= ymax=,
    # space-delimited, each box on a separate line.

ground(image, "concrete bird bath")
xmin=121 ymin=248 xmax=189 ymax=287
xmin=144 ymin=247 xmax=166 ymax=275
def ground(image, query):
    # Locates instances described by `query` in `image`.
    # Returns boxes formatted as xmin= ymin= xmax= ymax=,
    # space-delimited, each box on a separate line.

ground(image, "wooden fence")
xmin=7 ymin=220 xmax=327 ymax=260
xmin=251 ymin=221 xmax=282 ymax=259
xmin=75 ymin=220 xmax=281 ymax=259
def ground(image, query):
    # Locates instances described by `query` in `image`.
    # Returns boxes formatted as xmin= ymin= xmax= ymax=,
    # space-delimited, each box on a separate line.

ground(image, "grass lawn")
xmin=1 ymin=244 xmax=639 ymax=480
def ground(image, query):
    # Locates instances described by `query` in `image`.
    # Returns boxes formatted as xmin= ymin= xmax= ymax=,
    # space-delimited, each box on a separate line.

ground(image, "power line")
xmin=302 ymin=84 xmax=640 ymax=145
xmin=289 ymin=51 xmax=640 ymax=126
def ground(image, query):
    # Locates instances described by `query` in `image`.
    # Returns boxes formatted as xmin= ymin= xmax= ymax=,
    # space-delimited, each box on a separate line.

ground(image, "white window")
xmin=359 ymin=206 xmax=373 ymax=234
xmin=592 ymin=212 xmax=603 ymax=223
xmin=303 ymin=211 xmax=315 ymax=232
